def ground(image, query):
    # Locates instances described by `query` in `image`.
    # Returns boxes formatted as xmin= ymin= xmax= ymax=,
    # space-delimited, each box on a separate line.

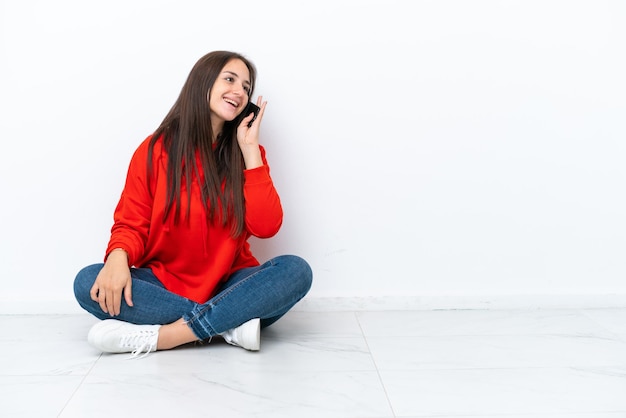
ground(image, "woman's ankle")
xmin=157 ymin=318 xmax=199 ymax=350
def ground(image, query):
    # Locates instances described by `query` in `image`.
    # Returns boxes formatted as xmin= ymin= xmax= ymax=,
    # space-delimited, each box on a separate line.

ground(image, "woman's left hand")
xmin=237 ymin=96 xmax=267 ymax=169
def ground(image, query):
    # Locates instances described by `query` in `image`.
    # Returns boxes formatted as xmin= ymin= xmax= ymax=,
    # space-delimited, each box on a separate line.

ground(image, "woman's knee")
xmin=275 ymin=254 xmax=313 ymax=295
xmin=73 ymin=263 xmax=103 ymax=302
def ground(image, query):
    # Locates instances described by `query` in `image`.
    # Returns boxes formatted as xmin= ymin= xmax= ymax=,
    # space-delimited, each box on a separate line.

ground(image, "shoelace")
xmin=120 ymin=330 xmax=158 ymax=359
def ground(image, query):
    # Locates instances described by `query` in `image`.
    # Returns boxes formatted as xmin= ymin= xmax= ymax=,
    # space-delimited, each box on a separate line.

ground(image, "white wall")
xmin=1 ymin=0 xmax=625 ymax=313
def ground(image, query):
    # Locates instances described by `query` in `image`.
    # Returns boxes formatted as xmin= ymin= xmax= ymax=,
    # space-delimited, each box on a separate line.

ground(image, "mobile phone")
xmin=244 ymin=102 xmax=260 ymax=127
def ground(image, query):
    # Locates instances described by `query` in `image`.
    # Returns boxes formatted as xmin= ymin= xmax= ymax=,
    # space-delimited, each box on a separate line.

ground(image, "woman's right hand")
xmin=89 ymin=249 xmax=133 ymax=316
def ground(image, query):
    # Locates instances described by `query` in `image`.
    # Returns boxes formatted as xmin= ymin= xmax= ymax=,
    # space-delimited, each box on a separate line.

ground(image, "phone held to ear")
xmin=244 ymin=102 xmax=260 ymax=127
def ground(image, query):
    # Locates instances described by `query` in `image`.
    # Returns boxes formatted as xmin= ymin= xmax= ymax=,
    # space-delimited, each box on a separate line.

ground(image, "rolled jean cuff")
xmin=183 ymin=306 xmax=217 ymax=340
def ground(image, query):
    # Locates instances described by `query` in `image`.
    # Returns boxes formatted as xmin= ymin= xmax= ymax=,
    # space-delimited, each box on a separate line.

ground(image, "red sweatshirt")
xmin=105 ymin=135 xmax=283 ymax=304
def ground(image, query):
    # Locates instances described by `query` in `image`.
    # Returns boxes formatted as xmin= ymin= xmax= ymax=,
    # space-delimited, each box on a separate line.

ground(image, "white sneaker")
xmin=221 ymin=318 xmax=260 ymax=351
xmin=88 ymin=319 xmax=161 ymax=358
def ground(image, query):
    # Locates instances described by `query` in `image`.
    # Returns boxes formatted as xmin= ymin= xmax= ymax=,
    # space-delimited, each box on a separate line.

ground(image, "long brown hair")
xmin=148 ymin=51 xmax=257 ymax=237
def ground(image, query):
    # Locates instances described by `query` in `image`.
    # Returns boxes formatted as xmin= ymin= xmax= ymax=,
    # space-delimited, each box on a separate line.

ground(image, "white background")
xmin=1 ymin=0 xmax=625 ymax=313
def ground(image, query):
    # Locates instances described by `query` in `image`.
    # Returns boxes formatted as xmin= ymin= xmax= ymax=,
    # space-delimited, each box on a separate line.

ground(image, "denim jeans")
xmin=73 ymin=255 xmax=312 ymax=340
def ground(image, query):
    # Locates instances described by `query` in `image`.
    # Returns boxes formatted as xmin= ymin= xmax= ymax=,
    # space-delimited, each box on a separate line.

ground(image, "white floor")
xmin=2 ymin=308 xmax=626 ymax=418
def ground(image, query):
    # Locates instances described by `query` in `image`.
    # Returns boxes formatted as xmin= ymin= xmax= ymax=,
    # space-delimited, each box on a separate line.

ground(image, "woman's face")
xmin=208 ymin=58 xmax=251 ymax=131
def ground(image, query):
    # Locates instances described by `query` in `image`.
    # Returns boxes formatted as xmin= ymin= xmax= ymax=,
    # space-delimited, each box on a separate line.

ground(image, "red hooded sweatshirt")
xmin=105 ymin=135 xmax=283 ymax=304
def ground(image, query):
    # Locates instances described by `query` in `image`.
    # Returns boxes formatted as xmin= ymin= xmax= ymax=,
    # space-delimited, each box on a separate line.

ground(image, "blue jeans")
xmin=73 ymin=255 xmax=312 ymax=340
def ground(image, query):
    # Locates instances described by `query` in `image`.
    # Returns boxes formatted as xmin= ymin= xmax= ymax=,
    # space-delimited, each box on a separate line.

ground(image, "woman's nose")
xmin=233 ymin=83 xmax=246 ymax=96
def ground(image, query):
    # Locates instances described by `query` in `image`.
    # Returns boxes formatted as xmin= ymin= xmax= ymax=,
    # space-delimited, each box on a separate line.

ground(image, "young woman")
xmin=73 ymin=51 xmax=312 ymax=357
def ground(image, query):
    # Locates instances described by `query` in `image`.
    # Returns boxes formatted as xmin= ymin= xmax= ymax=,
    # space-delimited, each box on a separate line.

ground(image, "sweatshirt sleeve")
xmin=105 ymin=137 xmax=156 ymax=265
xmin=243 ymin=145 xmax=283 ymax=238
